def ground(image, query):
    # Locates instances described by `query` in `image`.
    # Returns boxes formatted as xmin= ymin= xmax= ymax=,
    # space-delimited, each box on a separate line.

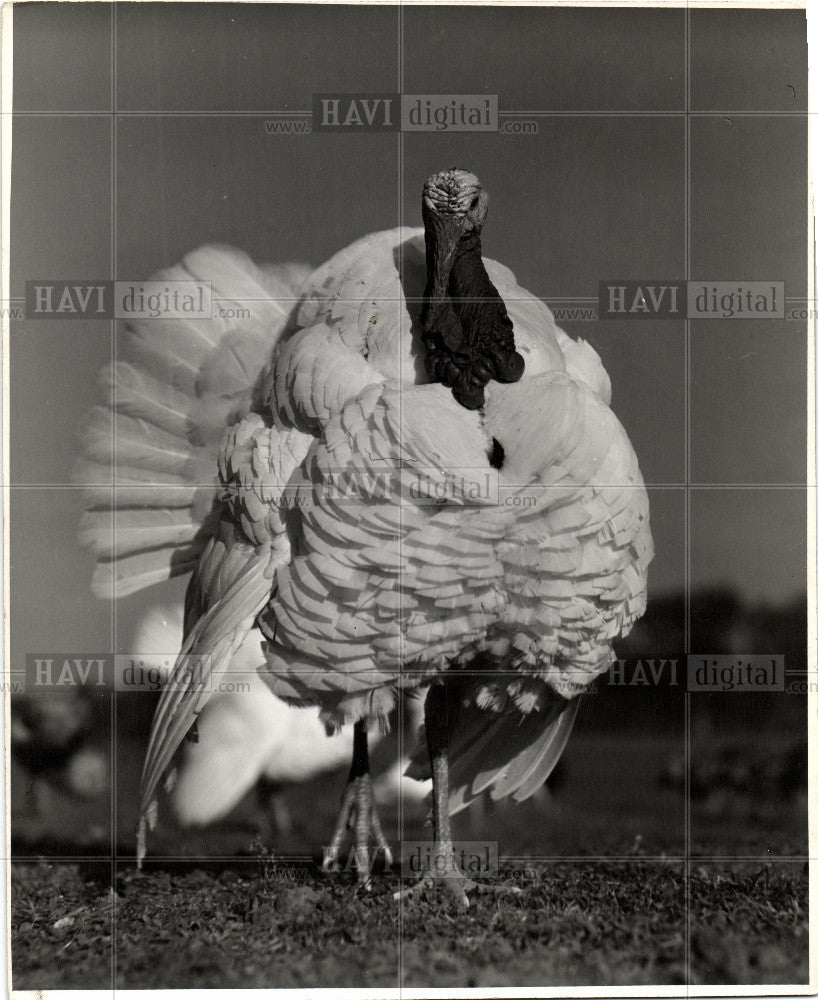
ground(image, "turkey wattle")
xmin=78 ymin=168 xmax=652 ymax=902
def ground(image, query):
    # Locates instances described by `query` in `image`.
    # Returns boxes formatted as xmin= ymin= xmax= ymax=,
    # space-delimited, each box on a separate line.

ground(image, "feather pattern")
xmin=136 ymin=544 xmax=281 ymax=862
xmin=78 ymin=226 xmax=652 ymax=847
xmin=75 ymin=245 xmax=311 ymax=599
xmin=132 ymin=604 xmax=359 ymax=827
xmin=136 ymin=416 xmax=313 ymax=859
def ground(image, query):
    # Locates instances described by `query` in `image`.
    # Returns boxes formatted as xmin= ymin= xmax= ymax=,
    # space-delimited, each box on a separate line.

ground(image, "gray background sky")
xmin=9 ymin=4 xmax=808 ymax=662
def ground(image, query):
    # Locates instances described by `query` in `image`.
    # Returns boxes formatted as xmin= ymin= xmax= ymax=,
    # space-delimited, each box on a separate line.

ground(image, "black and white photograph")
xmin=2 ymin=1 xmax=814 ymax=993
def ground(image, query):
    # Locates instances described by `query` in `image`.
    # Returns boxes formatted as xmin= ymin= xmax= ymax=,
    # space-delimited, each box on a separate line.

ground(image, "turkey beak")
xmin=423 ymin=201 xmax=468 ymax=298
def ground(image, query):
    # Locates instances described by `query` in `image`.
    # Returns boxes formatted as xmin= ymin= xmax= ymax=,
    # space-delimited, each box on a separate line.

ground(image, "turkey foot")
xmin=322 ymin=722 xmax=392 ymax=886
xmin=393 ymin=842 xmax=522 ymax=909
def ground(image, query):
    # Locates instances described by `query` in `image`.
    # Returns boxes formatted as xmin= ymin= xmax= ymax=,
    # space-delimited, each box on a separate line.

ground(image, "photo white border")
xmin=0 ymin=2 xmax=814 ymax=998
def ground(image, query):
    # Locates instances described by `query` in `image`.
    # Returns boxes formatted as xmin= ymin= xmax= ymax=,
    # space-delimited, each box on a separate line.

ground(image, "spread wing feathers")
xmin=136 ymin=543 xmax=274 ymax=864
xmin=76 ymin=245 xmax=311 ymax=598
xmin=136 ymin=415 xmax=312 ymax=860
xmin=407 ymin=696 xmax=580 ymax=815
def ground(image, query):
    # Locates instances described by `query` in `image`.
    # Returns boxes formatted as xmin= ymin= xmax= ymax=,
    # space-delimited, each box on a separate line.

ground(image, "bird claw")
xmin=394 ymin=853 xmax=524 ymax=909
xmin=393 ymin=870 xmax=475 ymax=909
xmin=321 ymin=846 xmax=341 ymax=873
xmin=324 ymin=773 xmax=392 ymax=885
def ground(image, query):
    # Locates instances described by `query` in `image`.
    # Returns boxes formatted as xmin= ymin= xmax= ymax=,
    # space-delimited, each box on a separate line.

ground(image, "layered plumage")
xmin=78 ymin=222 xmax=652 ymax=859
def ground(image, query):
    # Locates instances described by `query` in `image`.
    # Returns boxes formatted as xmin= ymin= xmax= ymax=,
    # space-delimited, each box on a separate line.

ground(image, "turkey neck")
xmin=422 ymin=229 xmax=525 ymax=410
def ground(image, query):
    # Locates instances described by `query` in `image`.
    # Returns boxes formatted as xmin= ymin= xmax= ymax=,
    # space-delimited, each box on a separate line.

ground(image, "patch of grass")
xmin=12 ymin=725 xmax=808 ymax=989
xmin=689 ymin=863 xmax=809 ymax=985
xmin=12 ymin=860 xmax=114 ymax=987
xmin=11 ymin=858 xmax=808 ymax=989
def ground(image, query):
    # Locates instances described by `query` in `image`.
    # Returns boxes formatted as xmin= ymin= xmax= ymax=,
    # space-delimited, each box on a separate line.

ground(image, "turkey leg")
xmin=323 ymin=720 xmax=392 ymax=886
xmin=394 ymin=682 xmax=522 ymax=908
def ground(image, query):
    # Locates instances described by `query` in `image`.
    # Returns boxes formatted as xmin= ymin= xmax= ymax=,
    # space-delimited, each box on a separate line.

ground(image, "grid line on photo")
xmin=109 ymin=2 xmax=117 ymax=994
xmin=4 ymin=481 xmax=815 ymax=490
xmin=5 ymin=110 xmax=813 ymax=117
xmin=4 ymin=481 xmax=813 ymax=490
xmin=7 ymin=852 xmax=810 ymax=865
xmin=396 ymin=2 xmax=406 ymax=983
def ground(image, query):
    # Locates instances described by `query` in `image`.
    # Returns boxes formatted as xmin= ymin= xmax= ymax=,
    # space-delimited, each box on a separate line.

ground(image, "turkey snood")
xmin=421 ymin=169 xmax=525 ymax=409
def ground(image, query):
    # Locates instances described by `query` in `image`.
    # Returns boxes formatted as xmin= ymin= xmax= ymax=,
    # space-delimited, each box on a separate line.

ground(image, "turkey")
xmin=79 ymin=168 xmax=652 ymax=904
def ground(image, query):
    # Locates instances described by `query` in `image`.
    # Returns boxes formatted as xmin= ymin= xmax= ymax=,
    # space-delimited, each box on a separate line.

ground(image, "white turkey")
xmin=79 ymin=168 xmax=652 ymax=905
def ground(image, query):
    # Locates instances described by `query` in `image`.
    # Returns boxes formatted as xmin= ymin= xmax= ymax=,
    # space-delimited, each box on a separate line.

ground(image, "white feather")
xmin=132 ymin=604 xmax=357 ymax=827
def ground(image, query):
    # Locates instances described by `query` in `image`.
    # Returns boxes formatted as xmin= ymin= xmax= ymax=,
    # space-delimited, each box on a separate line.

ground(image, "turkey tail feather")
xmin=75 ymin=246 xmax=311 ymax=599
xmin=407 ymin=695 xmax=580 ymax=816
xmin=499 ymin=698 xmax=579 ymax=803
